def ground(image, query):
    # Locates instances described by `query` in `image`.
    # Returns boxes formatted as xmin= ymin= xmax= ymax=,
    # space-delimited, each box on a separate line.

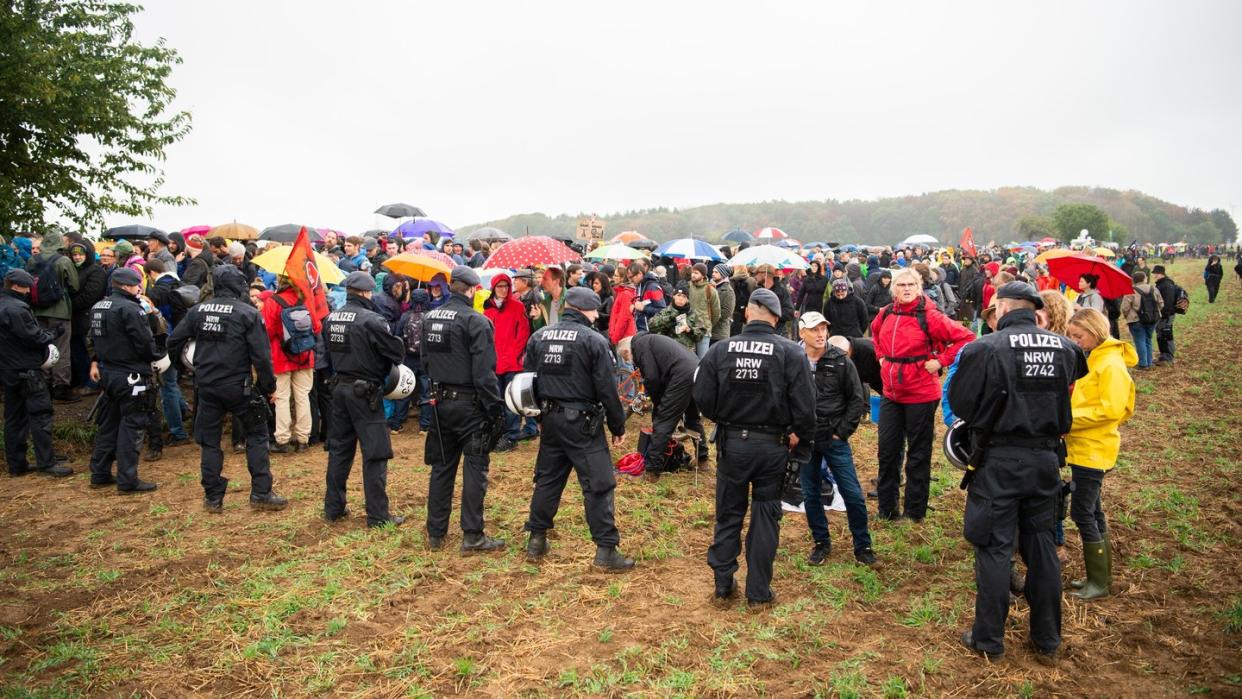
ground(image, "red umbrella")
xmin=482 ymin=236 xmax=581 ymax=269
xmin=1047 ymin=254 xmax=1134 ymax=299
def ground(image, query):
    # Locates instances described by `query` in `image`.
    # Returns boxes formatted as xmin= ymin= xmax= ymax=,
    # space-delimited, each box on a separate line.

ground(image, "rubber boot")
xmin=1070 ymin=532 xmax=1108 ymax=589
xmin=1070 ymin=538 xmax=1110 ymax=600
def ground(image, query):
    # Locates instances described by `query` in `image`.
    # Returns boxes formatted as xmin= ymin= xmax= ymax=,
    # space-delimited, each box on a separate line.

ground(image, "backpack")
xmin=1173 ymin=285 xmax=1190 ymax=314
xmin=272 ymin=295 xmax=316 ymax=356
xmin=28 ymin=254 xmax=66 ymax=308
xmin=1136 ymin=288 xmax=1160 ymax=324
xmin=879 ymin=296 xmax=934 ymax=356
xmin=402 ymin=309 xmax=426 ymax=355
xmin=0 ymin=238 xmax=21 ymax=281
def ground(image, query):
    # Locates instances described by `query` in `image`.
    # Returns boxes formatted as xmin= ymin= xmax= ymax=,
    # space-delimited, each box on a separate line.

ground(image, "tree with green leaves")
xmin=0 ymin=1 xmax=193 ymax=234
xmin=1014 ymin=214 xmax=1057 ymax=240
xmin=1051 ymin=203 xmax=1110 ymax=243
xmin=1209 ymin=209 xmax=1238 ymax=242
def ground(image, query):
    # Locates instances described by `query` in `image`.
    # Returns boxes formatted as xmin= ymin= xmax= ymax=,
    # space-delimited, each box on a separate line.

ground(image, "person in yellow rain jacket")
xmin=1063 ymin=307 xmax=1136 ymax=600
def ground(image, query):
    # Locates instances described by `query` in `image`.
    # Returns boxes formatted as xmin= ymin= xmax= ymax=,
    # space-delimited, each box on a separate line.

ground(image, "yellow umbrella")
xmin=1092 ymin=247 xmax=1116 ymax=258
xmin=382 ymin=251 xmax=454 ymax=282
xmin=210 ymin=222 xmax=260 ymax=241
xmin=1035 ymin=248 xmax=1075 ymax=264
xmin=251 ymin=245 xmax=346 ymax=284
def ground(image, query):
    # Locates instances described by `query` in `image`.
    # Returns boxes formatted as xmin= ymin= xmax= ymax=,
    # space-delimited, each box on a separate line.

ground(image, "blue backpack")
xmin=273 ymin=295 xmax=316 ymax=357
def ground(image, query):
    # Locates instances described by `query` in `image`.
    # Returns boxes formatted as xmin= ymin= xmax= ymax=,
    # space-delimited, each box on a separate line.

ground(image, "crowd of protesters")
xmin=0 ymin=225 xmax=1236 ymax=658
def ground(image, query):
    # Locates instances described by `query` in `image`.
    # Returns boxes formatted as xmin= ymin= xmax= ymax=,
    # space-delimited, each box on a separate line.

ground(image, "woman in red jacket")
xmin=870 ymin=267 xmax=974 ymax=522
xmin=483 ymin=273 xmax=532 ymax=450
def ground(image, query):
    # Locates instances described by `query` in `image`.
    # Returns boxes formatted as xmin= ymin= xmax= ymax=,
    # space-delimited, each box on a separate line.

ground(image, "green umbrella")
xmin=586 ymin=243 xmax=647 ymax=261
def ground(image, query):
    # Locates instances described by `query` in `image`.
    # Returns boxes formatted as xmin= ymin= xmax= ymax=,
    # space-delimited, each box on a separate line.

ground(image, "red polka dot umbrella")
xmin=482 ymin=236 xmax=581 ymax=269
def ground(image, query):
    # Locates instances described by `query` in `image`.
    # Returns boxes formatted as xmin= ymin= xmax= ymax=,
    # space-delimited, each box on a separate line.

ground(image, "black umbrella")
xmin=465 ymin=226 xmax=512 ymax=243
xmin=259 ymin=224 xmax=322 ymax=243
xmin=375 ymin=203 xmax=426 ymax=218
xmin=362 ymin=229 xmax=391 ymax=238
xmin=722 ymin=228 xmax=753 ymax=243
xmin=546 ymin=230 xmax=576 ymax=243
xmin=627 ymin=239 xmax=658 ymax=251
xmin=105 ymin=224 xmax=165 ymax=241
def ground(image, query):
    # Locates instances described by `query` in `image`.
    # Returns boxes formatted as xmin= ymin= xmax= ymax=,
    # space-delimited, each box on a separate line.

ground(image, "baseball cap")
xmin=112 ymin=267 xmax=143 ymax=286
xmin=451 ymin=265 xmax=480 ymax=287
xmin=343 ymin=271 xmax=376 ymax=291
xmin=995 ymin=281 xmax=1044 ymax=309
xmin=798 ymin=311 xmax=830 ymax=330
xmin=4 ymin=269 xmax=35 ymax=287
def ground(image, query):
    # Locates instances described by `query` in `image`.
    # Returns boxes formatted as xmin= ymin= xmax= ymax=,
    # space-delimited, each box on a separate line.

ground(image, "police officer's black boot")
xmin=36 ymin=463 xmax=73 ymax=477
xmin=118 ymin=480 xmax=158 ymax=494
xmin=143 ymin=446 xmax=162 ymax=462
xmin=592 ymin=546 xmax=635 ymax=572
xmin=203 ymin=495 xmax=224 ymax=514
xmin=250 ymin=492 xmax=288 ymax=511
xmin=713 ymin=577 xmax=736 ymax=606
xmin=461 ymin=532 xmax=505 ymax=554
xmin=525 ymin=531 xmax=548 ymax=561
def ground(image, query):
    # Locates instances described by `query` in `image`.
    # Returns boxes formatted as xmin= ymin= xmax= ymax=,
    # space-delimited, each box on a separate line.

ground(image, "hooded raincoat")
xmin=1065 ymin=338 xmax=1136 ymax=471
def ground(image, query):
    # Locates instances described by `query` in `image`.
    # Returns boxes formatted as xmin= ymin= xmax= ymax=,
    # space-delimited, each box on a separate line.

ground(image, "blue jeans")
xmin=799 ymin=438 xmax=872 ymax=552
xmin=1128 ymin=321 xmax=1155 ymax=368
xmin=498 ymin=372 xmax=522 ymax=440
xmin=695 ymin=335 xmax=710 ymax=360
xmin=160 ymin=364 xmax=188 ymax=440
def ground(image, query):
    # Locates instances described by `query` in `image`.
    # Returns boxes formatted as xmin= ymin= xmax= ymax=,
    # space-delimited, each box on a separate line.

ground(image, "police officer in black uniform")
xmin=693 ymin=288 xmax=816 ymax=606
xmin=323 ymin=271 xmax=406 ymax=527
xmin=85 ymin=267 xmax=165 ymax=493
xmin=627 ymin=332 xmax=708 ymax=479
xmin=422 ymin=266 xmax=505 ymax=553
xmin=169 ymin=265 xmax=287 ymax=513
xmin=523 ymin=286 xmax=633 ymax=570
xmin=948 ymin=281 xmax=1087 ymax=662
xmin=0 ymin=269 xmax=72 ymax=477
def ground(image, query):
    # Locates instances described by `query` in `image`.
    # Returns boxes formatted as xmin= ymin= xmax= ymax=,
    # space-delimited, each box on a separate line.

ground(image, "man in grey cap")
xmin=0 ymin=269 xmax=72 ymax=477
xmin=693 ymin=287 xmax=816 ymax=606
xmin=146 ymin=230 xmax=177 ymax=273
xmin=421 ymin=266 xmax=506 ymax=553
xmin=322 ymin=270 xmax=407 ymax=527
xmin=523 ymin=285 xmax=634 ymax=570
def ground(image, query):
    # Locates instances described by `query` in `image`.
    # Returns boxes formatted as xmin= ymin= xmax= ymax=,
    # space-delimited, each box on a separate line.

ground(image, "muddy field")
xmin=1 ymin=260 xmax=1239 ymax=697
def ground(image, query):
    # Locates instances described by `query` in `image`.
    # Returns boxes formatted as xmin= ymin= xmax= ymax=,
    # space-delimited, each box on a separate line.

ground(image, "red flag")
xmin=285 ymin=227 xmax=329 ymax=332
xmin=960 ymin=227 xmax=977 ymax=257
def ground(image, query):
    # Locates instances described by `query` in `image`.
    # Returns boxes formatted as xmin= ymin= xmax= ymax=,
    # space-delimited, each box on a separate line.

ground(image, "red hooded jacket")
xmin=609 ymin=283 xmax=637 ymax=346
xmin=262 ymin=287 xmax=315 ymax=375
xmin=870 ymin=296 xmax=974 ymax=404
xmin=483 ymin=273 xmax=530 ymax=375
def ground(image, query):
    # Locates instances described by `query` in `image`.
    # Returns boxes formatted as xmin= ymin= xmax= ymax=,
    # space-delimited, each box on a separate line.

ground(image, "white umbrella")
xmin=726 ymin=245 xmax=808 ymax=271
xmin=899 ymin=234 xmax=940 ymax=246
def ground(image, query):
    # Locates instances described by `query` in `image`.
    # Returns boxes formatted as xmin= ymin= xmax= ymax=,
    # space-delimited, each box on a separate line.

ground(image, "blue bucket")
xmin=870 ymin=395 xmax=882 ymax=424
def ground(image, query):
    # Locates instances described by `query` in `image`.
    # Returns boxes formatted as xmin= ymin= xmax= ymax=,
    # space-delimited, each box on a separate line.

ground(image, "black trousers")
xmin=1156 ymin=316 xmax=1176 ymax=360
xmin=425 ymin=398 xmax=490 ymax=537
xmin=194 ymin=381 xmax=273 ymax=500
xmin=645 ymin=377 xmax=705 ymax=471
xmin=310 ymin=367 xmax=333 ymax=444
xmin=3 ymin=374 xmax=55 ymax=473
xmin=324 ymin=384 xmax=393 ymax=526
xmin=525 ymin=409 xmax=619 ymax=547
xmin=1069 ymin=465 xmax=1107 ymax=543
xmin=87 ymin=370 xmax=151 ymax=488
xmin=1206 ymin=277 xmax=1221 ymax=303
xmin=964 ymin=445 xmax=1062 ymax=655
xmin=876 ymin=398 xmax=938 ymax=519
xmin=708 ymin=435 xmax=785 ymax=603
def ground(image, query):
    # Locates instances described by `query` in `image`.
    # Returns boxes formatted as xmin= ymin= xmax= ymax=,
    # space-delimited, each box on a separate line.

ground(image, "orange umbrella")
xmin=609 ymin=230 xmax=649 ymax=245
xmin=383 ymin=251 xmax=454 ymax=282
xmin=210 ymin=222 xmax=260 ymax=240
xmin=1034 ymin=248 xmax=1074 ymax=264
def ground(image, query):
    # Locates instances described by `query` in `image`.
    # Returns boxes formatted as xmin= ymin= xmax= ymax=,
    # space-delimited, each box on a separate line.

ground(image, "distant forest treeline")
xmin=462 ymin=186 xmax=1236 ymax=246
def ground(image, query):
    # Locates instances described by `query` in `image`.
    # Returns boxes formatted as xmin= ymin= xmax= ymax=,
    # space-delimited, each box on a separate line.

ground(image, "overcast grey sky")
xmin=121 ymin=0 xmax=1242 ymax=234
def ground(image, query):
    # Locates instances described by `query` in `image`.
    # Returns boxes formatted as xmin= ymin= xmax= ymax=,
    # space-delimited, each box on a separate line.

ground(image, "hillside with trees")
xmin=463 ymin=187 xmax=1237 ymax=246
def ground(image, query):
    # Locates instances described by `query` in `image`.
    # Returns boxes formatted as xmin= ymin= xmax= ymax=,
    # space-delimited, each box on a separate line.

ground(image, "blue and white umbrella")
xmin=654 ymin=238 xmax=725 ymax=261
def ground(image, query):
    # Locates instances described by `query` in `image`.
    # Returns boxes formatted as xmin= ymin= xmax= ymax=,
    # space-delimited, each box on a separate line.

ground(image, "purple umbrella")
xmin=392 ymin=218 xmax=454 ymax=239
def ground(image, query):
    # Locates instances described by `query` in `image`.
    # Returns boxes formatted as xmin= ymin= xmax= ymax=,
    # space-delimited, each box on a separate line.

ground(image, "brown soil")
xmin=1 ymin=263 xmax=1238 ymax=697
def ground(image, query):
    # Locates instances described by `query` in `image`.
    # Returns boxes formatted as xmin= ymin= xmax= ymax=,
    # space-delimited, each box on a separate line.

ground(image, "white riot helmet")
xmin=383 ymin=364 xmax=417 ymax=400
xmin=41 ymin=344 xmax=59 ymax=370
xmin=181 ymin=340 xmax=197 ymax=372
xmin=151 ymin=354 xmax=171 ymax=374
xmin=943 ymin=419 xmax=974 ymax=471
xmin=505 ymin=372 xmax=541 ymax=417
